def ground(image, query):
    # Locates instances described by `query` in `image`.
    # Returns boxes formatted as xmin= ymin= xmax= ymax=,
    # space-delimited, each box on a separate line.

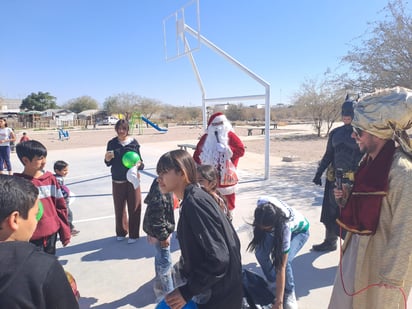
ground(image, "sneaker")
xmin=284 ymin=291 xmax=298 ymax=309
xmin=71 ymin=229 xmax=80 ymax=236
xmin=116 ymin=236 xmax=126 ymax=241
xmin=127 ymin=238 xmax=138 ymax=244
xmin=312 ymin=241 xmax=337 ymax=252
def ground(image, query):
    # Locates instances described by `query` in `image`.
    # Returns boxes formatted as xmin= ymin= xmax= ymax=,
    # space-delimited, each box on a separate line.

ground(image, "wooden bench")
xmin=177 ymin=143 xmax=197 ymax=151
xmin=247 ymin=123 xmax=278 ymax=136
xmin=247 ymin=127 xmax=265 ymax=136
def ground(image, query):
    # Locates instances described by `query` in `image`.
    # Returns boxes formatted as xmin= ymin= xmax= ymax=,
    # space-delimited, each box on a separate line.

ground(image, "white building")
xmin=0 ymin=98 xmax=21 ymax=113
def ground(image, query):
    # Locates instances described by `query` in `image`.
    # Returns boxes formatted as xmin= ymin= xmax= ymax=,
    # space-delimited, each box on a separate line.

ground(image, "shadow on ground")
xmin=57 ymin=235 xmax=180 ymax=262
xmin=79 ymin=279 xmax=155 ymax=308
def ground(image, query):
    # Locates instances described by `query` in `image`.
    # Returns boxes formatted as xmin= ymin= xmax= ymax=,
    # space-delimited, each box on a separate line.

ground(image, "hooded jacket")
xmin=14 ymin=171 xmax=71 ymax=245
xmin=105 ymin=137 xmax=143 ymax=181
xmin=177 ymin=184 xmax=243 ymax=309
xmin=0 ymin=241 xmax=79 ymax=309
xmin=143 ymin=178 xmax=175 ymax=241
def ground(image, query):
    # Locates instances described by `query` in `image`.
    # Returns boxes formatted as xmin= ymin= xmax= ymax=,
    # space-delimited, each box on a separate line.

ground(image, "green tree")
xmin=21 ymin=92 xmax=58 ymax=111
xmin=64 ymin=96 xmax=99 ymax=113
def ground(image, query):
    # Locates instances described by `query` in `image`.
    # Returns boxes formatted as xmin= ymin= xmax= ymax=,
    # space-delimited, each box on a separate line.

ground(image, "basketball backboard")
xmin=163 ymin=0 xmax=200 ymax=62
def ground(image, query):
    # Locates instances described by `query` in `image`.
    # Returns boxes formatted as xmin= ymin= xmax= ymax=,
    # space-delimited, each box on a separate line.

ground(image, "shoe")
xmin=284 ymin=291 xmax=298 ymax=309
xmin=116 ymin=236 xmax=126 ymax=241
xmin=127 ymin=238 xmax=138 ymax=244
xmin=71 ymin=229 xmax=80 ymax=236
xmin=312 ymin=241 xmax=337 ymax=252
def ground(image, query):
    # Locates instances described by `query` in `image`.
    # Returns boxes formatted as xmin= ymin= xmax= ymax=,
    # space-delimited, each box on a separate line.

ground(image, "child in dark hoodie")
xmin=0 ymin=174 xmax=78 ymax=308
xmin=143 ymin=177 xmax=176 ymax=300
xmin=15 ymin=140 xmax=71 ymax=255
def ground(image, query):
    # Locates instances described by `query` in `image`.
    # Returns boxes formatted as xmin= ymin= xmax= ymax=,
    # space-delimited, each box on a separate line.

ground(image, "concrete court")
xmin=9 ymin=139 xmax=411 ymax=309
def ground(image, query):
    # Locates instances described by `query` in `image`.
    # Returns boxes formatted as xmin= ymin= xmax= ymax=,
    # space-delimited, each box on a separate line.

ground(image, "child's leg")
xmin=153 ymin=237 xmax=173 ymax=297
xmin=68 ymin=206 xmax=74 ymax=230
xmin=30 ymin=233 xmax=58 ymax=255
xmin=0 ymin=148 xmax=6 ymax=173
xmin=3 ymin=146 xmax=12 ymax=172
xmin=285 ymin=230 xmax=310 ymax=294
xmin=68 ymin=206 xmax=80 ymax=235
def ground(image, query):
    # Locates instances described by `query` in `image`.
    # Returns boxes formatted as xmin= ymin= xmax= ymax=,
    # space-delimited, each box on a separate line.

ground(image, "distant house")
xmin=42 ymin=109 xmax=76 ymax=126
xmin=250 ymin=104 xmax=265 ymax=109
xmin=213 ymin=103 xmax=230 ymax=111
xmin=77 ymin=109 xmax=100 ymax=120
xmin=0 ymin=98 xmax=22 ymax=114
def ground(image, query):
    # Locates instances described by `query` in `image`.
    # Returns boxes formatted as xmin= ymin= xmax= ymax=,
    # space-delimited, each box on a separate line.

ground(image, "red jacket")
xmin=14 ymin=172 xmax=71 ymax=245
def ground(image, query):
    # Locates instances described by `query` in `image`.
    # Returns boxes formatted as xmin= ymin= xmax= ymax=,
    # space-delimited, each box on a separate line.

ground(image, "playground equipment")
xmin=58 ymin=128 xmax=69 ymax=141
xmin=141 ymin=116 xmax=168 ymax=132
xmin=129 ymin=112 xmax=168 ymax=134
xmin=129 ymin=112 xmax=142 ymax=135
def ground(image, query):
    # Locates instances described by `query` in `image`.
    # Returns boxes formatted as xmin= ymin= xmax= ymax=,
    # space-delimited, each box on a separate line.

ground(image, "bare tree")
xmin=293 ymin=78 xmax=343 ymax=137
xmin=226 ymin=104 xmax=243 ymax=121
xmin=341 ymin=0 xmax=412 ymax=91
xmin=242 ymin=106 xmax=265 ymax=122
xmin=137 ymin=97 xmax=161 ymax=120
xmin=103 ymin=93 xmax=141 ymax=120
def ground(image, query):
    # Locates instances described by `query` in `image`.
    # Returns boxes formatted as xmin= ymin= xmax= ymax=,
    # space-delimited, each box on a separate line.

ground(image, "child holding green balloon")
xmin=104 ymin=119 xmax=144 ymax=244
xmin=0 ymin=175 xmax=79 ymax=308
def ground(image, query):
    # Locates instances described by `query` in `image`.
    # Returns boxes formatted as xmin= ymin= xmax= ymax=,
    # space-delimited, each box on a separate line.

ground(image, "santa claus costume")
xmin=193 ymin=112 xmax=245 ymax=217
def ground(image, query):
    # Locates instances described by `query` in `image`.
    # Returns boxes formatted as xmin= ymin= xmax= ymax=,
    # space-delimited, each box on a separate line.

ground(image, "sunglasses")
xmin=352 ymin=127 xmax=364 ymax=138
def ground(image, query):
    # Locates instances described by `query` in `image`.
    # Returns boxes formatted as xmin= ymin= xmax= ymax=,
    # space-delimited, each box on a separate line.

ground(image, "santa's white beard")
xmin=199 ymin=124 xmax=232 ymax=181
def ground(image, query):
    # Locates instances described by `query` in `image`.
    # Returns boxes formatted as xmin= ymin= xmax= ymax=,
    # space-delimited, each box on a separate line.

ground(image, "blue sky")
xmin=0 ymin=1 xmax=406 ymax=107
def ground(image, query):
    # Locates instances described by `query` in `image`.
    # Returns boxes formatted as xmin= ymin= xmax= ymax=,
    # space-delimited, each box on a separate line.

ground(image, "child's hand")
xmin=160 ymin=239 xmax=170 ymax=248
xmin=62 ymin=239 xmax=70 ymax=247
xmin=105 ymin=150 xmax=114 ymax=161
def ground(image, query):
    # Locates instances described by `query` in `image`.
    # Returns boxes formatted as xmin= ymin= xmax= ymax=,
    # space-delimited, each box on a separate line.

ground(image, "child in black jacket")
xmin=143 ymin=177 xmax=175 ymax=300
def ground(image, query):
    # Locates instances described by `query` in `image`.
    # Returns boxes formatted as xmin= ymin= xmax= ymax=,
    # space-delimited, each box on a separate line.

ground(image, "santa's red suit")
xmin=193 ymin=112 xmax=245 ymax=211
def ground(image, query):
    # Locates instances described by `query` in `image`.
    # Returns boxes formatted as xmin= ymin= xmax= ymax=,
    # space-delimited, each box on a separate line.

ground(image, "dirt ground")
xmin=15 ymin=124 xmax=328 ymax=162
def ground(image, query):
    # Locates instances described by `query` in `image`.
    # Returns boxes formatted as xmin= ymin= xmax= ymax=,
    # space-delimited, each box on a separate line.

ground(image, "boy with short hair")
xmin=15 ymin=140 xmax=71 ymax=255
xmin=0 ymin=174 xmax=79 ymax=308
xmin=54 ymin=160 xmax=80 ymax=236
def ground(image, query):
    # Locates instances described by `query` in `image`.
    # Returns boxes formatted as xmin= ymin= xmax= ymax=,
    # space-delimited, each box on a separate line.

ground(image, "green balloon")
xmin=36 ymin=200 xmax=44 ymax=221
xmin=122 ymin=151 xmax=141 ymax=168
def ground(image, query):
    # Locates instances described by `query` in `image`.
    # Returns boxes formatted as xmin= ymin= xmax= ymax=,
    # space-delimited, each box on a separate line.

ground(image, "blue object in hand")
xmin=156 ymin=299 xmax=197 ymax=309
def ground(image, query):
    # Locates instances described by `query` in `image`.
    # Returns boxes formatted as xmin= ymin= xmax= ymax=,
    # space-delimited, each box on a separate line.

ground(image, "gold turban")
xmin=352 ymin=86 xmax=412 ymax=156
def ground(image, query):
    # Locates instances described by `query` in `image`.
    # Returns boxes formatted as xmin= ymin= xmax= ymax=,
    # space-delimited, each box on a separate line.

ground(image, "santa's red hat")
xmin=207 ymin=112 xmax=227 ymax=127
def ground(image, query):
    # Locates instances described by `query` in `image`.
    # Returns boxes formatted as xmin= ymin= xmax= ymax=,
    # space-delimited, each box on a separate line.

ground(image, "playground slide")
xmin=141 ymin=116 xmax=168 ymax=132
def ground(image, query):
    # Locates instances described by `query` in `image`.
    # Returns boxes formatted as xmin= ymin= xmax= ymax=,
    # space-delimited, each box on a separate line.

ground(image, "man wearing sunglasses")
xmin=329 ymin=87 xmax=412 ymax=308
xmin=312 ymin=95 xmax=364 ymax=252
xmin=0 ymin=175 xmax=79 ymax=308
